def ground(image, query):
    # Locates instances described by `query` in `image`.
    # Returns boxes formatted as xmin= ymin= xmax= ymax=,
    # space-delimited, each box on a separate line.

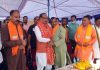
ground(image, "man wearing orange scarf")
xmin=1 ymin=10 xmax=26 ymax=70
xmin=74 ymin=15 xmax=96 ymax=69
xmin=34 ymin=13 xmax=55 ymax=70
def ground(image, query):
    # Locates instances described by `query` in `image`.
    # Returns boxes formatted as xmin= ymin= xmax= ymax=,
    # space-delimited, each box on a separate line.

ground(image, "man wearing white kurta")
xmin=93 ymin=26 xmax=100 ymax=58
xmin=91 ymin=17 xmax=100 ymax=69
xmin=34 ymin=13 xmax=53 ymax=70
xmin=34 ymin=26 xmax=51 ymax=70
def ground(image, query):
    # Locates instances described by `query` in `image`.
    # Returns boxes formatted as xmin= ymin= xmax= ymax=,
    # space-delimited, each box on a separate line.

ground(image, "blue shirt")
xmin=68 ymin=22 xmax=79 ymax=40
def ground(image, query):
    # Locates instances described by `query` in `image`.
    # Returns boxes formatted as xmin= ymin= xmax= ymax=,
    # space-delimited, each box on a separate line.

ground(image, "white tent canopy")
xmin=0 ymin=0 xmax=100 ymax=19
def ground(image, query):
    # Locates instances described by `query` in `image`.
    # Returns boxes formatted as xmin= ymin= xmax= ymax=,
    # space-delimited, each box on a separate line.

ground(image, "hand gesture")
xmin=77 ymin=42 xmax=82 ymax=46
xmin=83 ymin=42 xmax=89 ymax=47
xmin=48 ymin=40 xmax=54 ymax=46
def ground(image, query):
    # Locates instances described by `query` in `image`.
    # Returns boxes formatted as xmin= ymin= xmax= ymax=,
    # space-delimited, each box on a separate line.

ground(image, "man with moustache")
xmin=1 ymin=10 xmax=26 ymax=70
xmin=74 ymin=15 xmax=96 ymax=69
xmin=34 ymin=13 xmax=55 ymax=70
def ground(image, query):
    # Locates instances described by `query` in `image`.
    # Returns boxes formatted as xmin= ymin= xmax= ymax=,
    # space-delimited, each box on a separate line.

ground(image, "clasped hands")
xmin=48 ymin=39 xmax=54 ymax=46
xmin=77 ymin=42 xmax=90 ymax=47
xmin=16 ymin=39 xmax=26 ymax=49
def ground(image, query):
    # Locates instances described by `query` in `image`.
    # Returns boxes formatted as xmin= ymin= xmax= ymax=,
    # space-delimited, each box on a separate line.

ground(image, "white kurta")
xmin=93 ymin=26 xmax=100 ymax=58
xmin=34 ymin=26 xmax=50 ymax=43
xmin=90 ymin=26 xmax=100 ymax=69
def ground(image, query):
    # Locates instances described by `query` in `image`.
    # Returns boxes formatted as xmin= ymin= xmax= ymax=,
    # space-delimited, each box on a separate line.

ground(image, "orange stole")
xmin=75 ymin=24 xmax=94 ymax=61
xmin=37 ymin=21 xmax=55 ymax=64
xmin=8 ymin=21 xmax=24 ymax=56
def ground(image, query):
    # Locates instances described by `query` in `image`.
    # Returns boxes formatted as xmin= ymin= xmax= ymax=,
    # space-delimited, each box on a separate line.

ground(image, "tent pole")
xmin=48 ymin=0 xmax=50 ymax=18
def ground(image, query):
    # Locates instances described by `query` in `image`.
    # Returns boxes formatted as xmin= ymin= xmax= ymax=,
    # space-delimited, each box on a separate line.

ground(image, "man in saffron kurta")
xmin=74 ymin=16 xmax=96 ymax=69
xmin=1 ymin=10 xmax=26 ymax=70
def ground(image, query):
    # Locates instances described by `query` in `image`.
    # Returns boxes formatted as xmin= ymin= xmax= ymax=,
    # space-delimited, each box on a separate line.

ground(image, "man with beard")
xmin=1 ymin=10 xmax=26 ymax=70
xmin=23 ymin=16 xmax=30 ymax=33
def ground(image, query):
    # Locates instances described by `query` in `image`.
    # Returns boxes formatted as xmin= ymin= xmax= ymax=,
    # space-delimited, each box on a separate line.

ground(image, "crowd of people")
xmin=0 ymin=10 xmax=100 ymax=70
